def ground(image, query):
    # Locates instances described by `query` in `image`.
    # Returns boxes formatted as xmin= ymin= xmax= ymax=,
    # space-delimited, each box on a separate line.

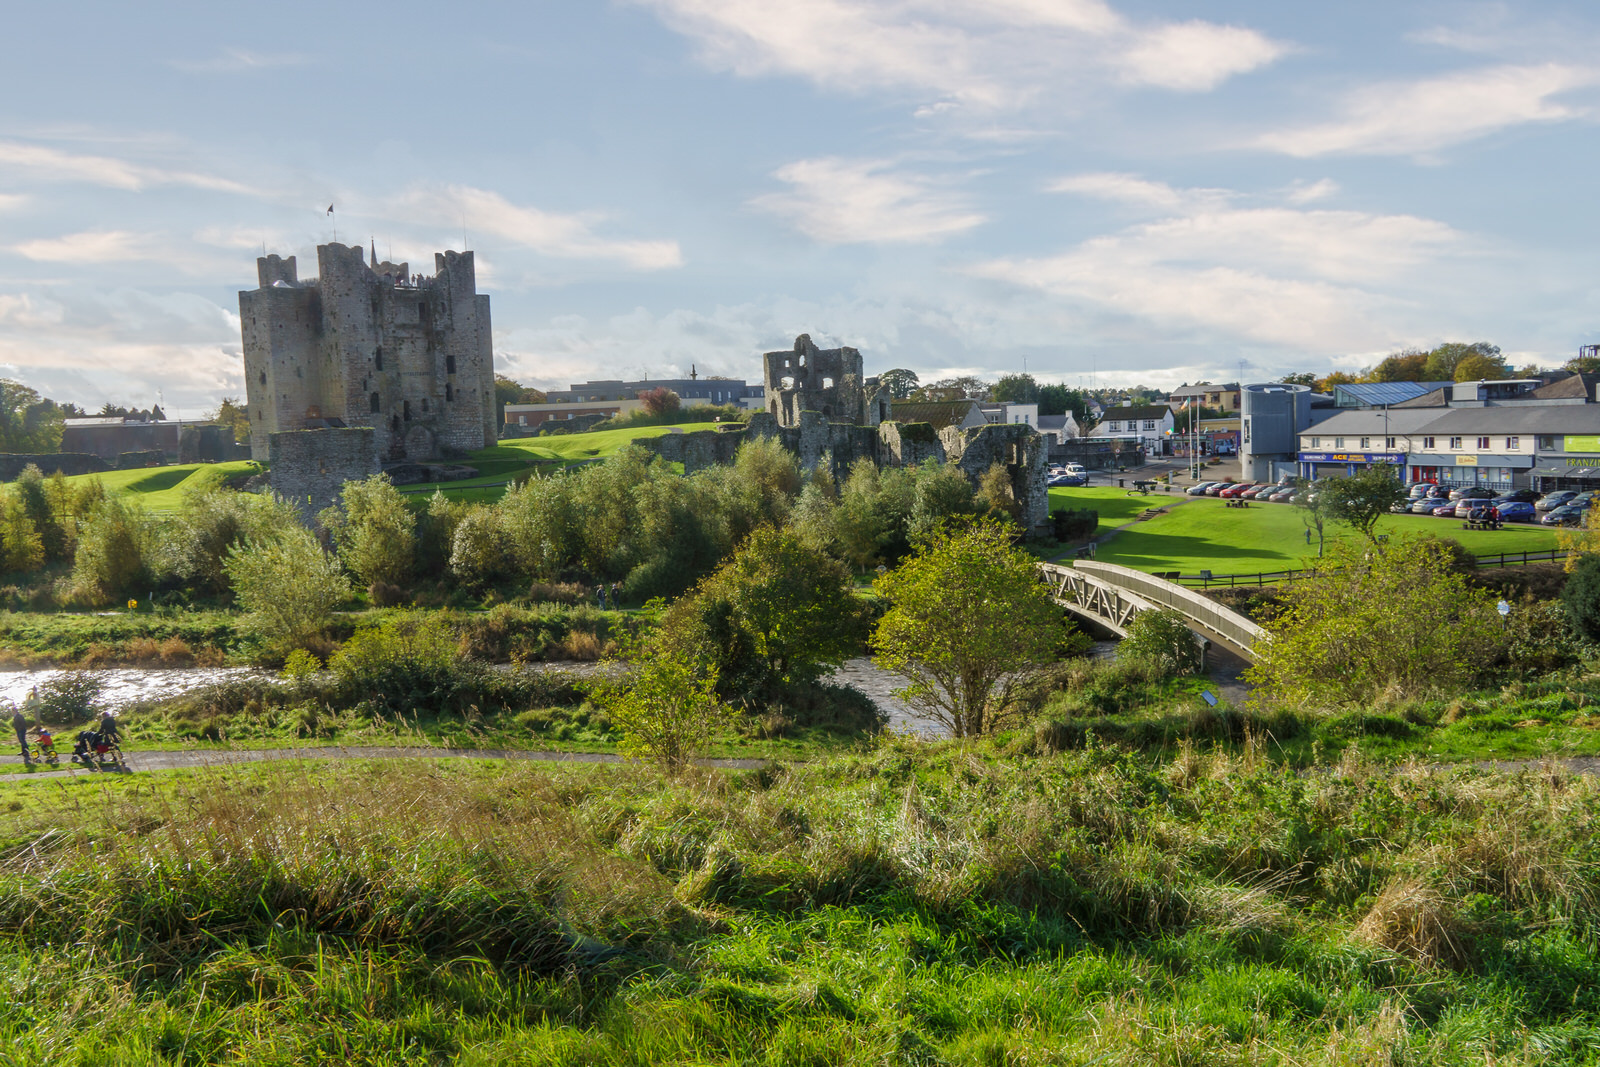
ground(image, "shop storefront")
xmin=1296 ymin=450 xmax=1406 ymax=480
xmin=1531 ymin=460 xmax=1600 ymax=492
xmin=1406 ymin=454 xmax=1531 ymax=492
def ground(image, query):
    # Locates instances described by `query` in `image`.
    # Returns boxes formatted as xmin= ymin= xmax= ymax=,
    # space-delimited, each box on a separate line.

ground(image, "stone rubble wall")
xmin=267 ymin=427 xmax=380 ymax=522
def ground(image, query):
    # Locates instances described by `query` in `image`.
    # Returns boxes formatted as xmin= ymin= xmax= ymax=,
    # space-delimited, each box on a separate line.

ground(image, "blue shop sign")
xmin=1297 ymin=452 xmax=1406 ymax=464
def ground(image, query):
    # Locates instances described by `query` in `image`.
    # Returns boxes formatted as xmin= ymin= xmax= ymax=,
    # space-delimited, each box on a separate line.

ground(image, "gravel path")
xmin=0 ymin=745 xmax=770 ymax=784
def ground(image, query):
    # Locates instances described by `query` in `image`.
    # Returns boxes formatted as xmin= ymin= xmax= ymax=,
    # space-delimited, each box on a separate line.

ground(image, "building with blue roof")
xmin=1331 ymin=381 xmax=1453 ymax=409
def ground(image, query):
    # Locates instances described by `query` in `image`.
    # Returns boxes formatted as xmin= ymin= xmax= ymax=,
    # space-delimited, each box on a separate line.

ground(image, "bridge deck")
xmin=1038 ymin=560 xmax=1267 ymax=663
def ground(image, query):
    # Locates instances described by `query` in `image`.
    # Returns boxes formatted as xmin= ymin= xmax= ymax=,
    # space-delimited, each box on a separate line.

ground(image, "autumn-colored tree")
xmin=637 ymin=387 xmax=681 ymax=416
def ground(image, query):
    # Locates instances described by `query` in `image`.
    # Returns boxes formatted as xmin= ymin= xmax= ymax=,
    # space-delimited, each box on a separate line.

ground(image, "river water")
xmin=0 ymin=643 xmax=1135 ymax=741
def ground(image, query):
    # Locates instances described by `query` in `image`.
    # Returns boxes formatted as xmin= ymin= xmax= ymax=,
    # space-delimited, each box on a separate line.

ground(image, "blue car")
xmin=1495 ymin=501 xmax=1536 ymax=523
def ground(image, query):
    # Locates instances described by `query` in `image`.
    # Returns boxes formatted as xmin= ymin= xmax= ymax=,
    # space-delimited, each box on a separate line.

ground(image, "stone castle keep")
xmin=646 ymin=334 xmax=1050 ymax=533
xmin=240 ymin=242 xmax=496 ymax=464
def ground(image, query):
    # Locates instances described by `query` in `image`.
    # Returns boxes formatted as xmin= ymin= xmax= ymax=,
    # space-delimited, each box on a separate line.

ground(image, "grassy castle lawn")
xmin=42 ymin=422 xmax=732 ymax=508
xmin=1049 ymin=489 xmax=1561 ymax=575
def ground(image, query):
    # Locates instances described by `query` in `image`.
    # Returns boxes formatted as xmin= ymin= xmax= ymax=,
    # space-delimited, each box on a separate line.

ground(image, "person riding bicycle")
xmin=98 ymin=710 xmax=121 ymax=745
xmin=34 ymin=727 xmax=55 ymax=761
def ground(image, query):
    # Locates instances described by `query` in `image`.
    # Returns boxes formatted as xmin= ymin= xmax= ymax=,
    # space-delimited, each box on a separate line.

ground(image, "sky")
xmin=3 ymin=0 xmax=1600 ymax=415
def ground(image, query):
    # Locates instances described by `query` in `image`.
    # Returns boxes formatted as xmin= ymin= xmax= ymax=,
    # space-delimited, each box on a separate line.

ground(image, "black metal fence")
xmin=1173 ymin=548 xmax=1565 ymax=588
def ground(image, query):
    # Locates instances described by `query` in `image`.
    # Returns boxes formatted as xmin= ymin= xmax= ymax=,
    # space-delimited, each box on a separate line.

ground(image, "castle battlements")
xmin=239 ymin=242 xmax=495 ymax=463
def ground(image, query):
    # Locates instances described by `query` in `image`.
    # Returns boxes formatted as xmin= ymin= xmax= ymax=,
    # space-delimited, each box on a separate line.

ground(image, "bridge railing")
xmin=1057 ymin=560 xmax=1269 ymax=659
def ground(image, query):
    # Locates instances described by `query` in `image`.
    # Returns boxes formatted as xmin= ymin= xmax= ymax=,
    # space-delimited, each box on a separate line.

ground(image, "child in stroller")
xmin=71 ymin=729 xmax=123 ymax=770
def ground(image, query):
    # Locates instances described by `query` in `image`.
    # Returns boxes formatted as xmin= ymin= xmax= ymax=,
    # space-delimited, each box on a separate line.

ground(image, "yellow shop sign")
xmin=1566 ymin=435 xmax=1600 ymax=453
xmin=1455 ymin=455 xmax=1478 ymax=465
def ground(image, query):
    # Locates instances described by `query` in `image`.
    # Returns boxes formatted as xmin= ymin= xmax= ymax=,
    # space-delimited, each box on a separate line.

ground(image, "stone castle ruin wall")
xmin=240 ymin=243 xmax=495 ymax=467
xmin=267 ymin=427 xmax=381 ymax=522
xmin=644 ymin=336 xmax=1049 ymax=532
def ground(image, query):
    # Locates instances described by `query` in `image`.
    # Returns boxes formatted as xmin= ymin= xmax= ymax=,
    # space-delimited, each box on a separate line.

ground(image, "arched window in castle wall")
xmin=375 ymin=347 xmax=383 ymax=370
xmin=370 ymin=392 xmax=380 ymax=414
xmin=446 ymin=354 xmax=456 ymax=375
xmin=445 ymin=383 xmax=453 ymax=401
xmin=403 ymin=400 xmax=411 ymax=421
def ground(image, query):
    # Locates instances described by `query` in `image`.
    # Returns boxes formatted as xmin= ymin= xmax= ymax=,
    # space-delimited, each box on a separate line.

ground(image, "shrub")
xmin=328 ymin=612 xmax=475 ymax=716
xmin=592 ymin=654 xmax=731 ymax=770
xmin=448 ymin=506 xmax=511 ymax=586
xmin=323 ymin=474 xmax=417 ymax=588
xmin=1561 ymin=553 xmax=1600 ymax=643
xmin=224 ymin=524 xmax=352 ymax=657
xmin=1118 ymin=609 xmax=1205 ymax=677
xmin=71 ymin=495 xmax=159 ymax=605
xmin=32 ymin=671 xmax=105 ymax=726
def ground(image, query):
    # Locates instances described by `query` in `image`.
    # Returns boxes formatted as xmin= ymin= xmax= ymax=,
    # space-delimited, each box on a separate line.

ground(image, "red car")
xmin=1219 ymin=483 xmax=1258 ymax=498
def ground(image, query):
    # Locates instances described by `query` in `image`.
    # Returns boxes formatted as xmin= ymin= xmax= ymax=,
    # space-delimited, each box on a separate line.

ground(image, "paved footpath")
xmin=0 ymin=745 xmax=770 ymax=784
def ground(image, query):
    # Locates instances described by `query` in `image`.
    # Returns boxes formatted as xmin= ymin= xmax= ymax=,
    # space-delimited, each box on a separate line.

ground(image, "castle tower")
xmin=239 ymin=243 xmax=497 ymax=462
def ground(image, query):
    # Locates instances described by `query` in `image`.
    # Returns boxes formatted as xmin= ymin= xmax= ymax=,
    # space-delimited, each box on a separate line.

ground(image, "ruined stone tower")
xmin=763 ymin=334 xmax=890 ymax=428
xmin=239 ymin=243 xmax=496 ymax=462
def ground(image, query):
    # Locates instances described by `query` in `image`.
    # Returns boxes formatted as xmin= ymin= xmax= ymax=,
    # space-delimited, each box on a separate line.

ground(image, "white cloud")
xmin=0 ymin=140 xmax=256 ymax=195
xmin=390 ymin=185 xmax=683 ymax=271
xmin=0 ymin=194 xmax=26 ymax=213
xmin=973 ymin=180 xmax=1471 ymax=353
xmin=1118 ymin=20 xmax=1288 ymax=92
xmin=1256 ymin=63 xmax=1600 ymax=157
xmin=170 ymin=48 xmax=309 ymax=74
xmin=635 ymin=0 xmax=1286 ymax=110
xmin=12 ymin=231 xmax=163 ymax=264
xmin=1285 ymin=178 xmax=1339 ymax=204
xmin=751 ymin=158 xmax=985 ymax=244
xmin=1046 ymin=171 xmax=1237 ymax=212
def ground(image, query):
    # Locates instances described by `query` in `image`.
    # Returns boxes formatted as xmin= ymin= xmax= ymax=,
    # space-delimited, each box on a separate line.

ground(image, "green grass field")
xmin=40 ymin=422 xmax=728 ymax=508
xmin=1049 ymin=490 xmax=1561 ymax=575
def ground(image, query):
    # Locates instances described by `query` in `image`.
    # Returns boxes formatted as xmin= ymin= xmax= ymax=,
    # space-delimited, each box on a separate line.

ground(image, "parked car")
xmin=1492 ymin=489 xmax=1539 ymax=504
xmin=1220 ymin=483 xmax=1259 ymax=498
xmin=1542 ymin=504 xmax=1590 ymax=526
xmin=1449 ymin=486 xmax=1495 ymax=502
xmin=1187 ymin=481 xmax=1219 ymax=495
xmin=1204 ymin=482 xmax=1235 ymax=496
xmin=1240 ymin=485 xmax=1273 ymax=500
xmin=1570 ymin=491 xmax=1597 ymax=508
xmin=1536 ymin=491 xmax=1578 ymax=511
xmin=1431 ymin=502 xmax=1461 ymax=517
xmin=1411 ymin=495 xmax=1450 ymax=514
xmin=1408 ymin=482 xmax=1439 ymax=498
xmin=1389 ymin=501 xmax=1413 ymax=514
xmin=1496 ymin=501 xmax=1537 ymax=522
xmin=1047 ymin=472 xmax=1086 ymax=487
xmin=1064 ymin=463 xmax=1087 ymax=476
xmin=1268 ymin=487 xmax=1298 ymax=503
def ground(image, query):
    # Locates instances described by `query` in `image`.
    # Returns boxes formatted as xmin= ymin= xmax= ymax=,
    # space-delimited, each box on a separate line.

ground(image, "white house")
xmin=1089 ymin=403 xmax=1174 ymax=454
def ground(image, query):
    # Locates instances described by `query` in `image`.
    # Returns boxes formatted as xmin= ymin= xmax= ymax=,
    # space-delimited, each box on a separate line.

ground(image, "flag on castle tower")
xmin=326 ymin=205 xmax=334 ymax=215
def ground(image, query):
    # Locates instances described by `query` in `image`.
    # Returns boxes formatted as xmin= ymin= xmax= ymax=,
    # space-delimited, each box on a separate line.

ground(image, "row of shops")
xmin=1297 ymin=450 xmax=1534 ymax=493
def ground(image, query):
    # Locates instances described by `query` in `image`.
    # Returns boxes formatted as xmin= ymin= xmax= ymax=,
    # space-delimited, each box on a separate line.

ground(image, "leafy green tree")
xmin=878 ymin=368 xmax=920 ymax=400
xmin=71 ymin=495 xmax=160 ymax=605
xmin=992 ymin=373 xmax=1039 ymax=403
xmin=168 ymin=488 xmax=296 ymax=597
xmin=14 ymin=465 xmax=68 ymax=563
xmin=322 ymin=474 xmax=417 ymax=589
xmin=1423 ymin=342 xmax=1502 ymax=382
xmin=0 ymin=496 xmax=42 ymax=575
xmin=1319 ymin=463 xmax=1408 ymax=542
xmin=1277 ymin=372 xmax=1317 ymax=387
xmin=872 ymin=520 xmax=1070 ymax=737
xmin=224 ymin=523 xmax=351 ymax=655
xmin=908 ymin=461 xmax=977 ymax=540
xmin=657 ymin=527 xmax=867 ymax=706
xmin=1293 ymin=477 xmax=1330 ymax=556
xmin=1361 ymin=350 xmax=1429 ymax=383
xmin=1245 ymin=535 xmax=1505 ymax=708
xmin=500 ymin=473 xmax=579 ymax=580
xmin=637 ymin=387 xmax=680 ymax=416
xmin=1037 ymin=384 xmax=1096 ymax=429
xmin=493 ymin=373 xmax=545 ymax=428
xmin=448 ymin=506 xmax=511 ymax=587
xmin=1453 ymin=351 xmax=1509 ymax=381
xmin=0 ymin=380 xmax=65 ymax=453
xmin=976 ymin=461 xmax=1020 ymax=524
xmin=207 ymin=397 xmax=252 ymax=444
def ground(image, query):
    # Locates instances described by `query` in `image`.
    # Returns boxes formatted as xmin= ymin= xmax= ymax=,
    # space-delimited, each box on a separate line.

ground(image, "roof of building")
xmin=1409 ymin=406 xmax=1600 ymax=435
xmin=1296 ymin=408 xmax=1452 ymax=436
xmin=1528 ymin=373 xmax=1600 ymax=400
xmin=1333 ymin=381 xmax=1453 ymax=407
xmin=1099 ymin=405 xmax=1172 ymax=421
xmin=1036 ymin=414 xmax=1074 ymax=430
xmin=888 ymin=400 xmax=979 ymax=429
xmin=1168 ymin=382 xmax=1239 ymax=397
xmin=1391 ymin=387 xmax=1452 ymax=408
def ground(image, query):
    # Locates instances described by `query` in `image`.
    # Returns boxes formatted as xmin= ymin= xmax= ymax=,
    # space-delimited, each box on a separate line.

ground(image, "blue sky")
xmin=3 ymin=1 xmax=1599 ymax=414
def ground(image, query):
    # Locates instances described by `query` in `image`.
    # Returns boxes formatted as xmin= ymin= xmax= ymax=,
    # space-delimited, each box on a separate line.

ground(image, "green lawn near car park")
xmin=1046 ymin=486 xmax=1171 ymax=537
xmin=1049 ymin=490 xmax=1562 ymax=576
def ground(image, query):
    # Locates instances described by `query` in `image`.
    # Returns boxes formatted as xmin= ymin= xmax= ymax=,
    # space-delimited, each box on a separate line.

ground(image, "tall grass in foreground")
xmin=0 ymin=743 xmax=1598 ymax=1063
